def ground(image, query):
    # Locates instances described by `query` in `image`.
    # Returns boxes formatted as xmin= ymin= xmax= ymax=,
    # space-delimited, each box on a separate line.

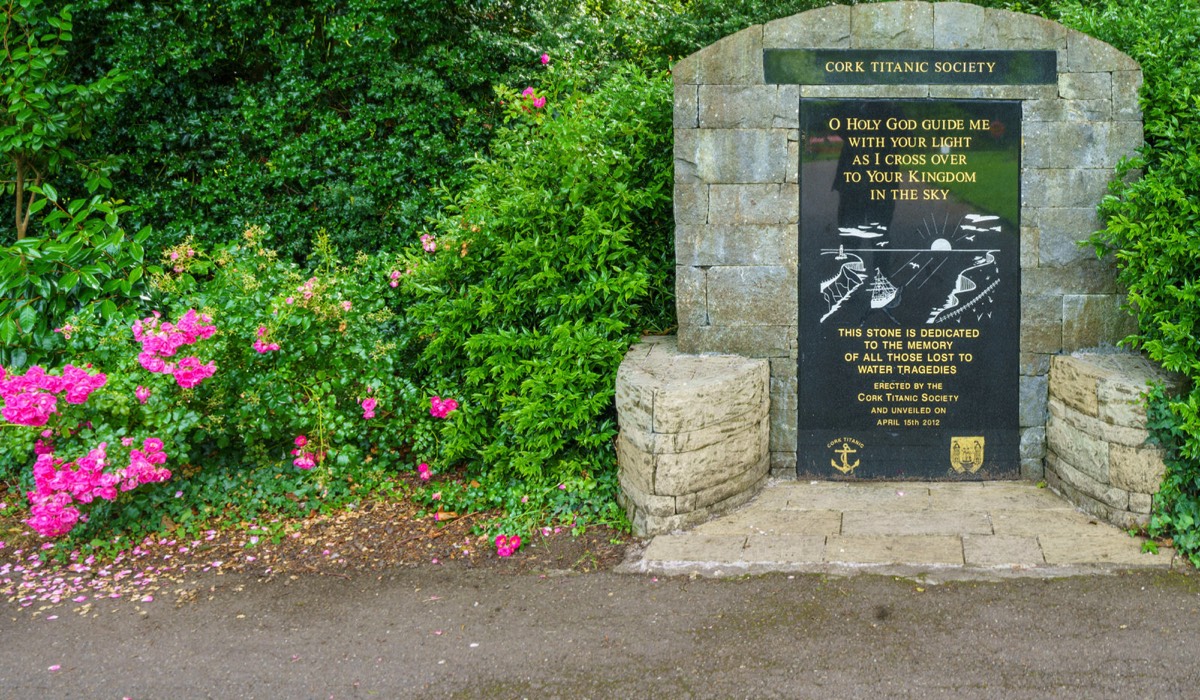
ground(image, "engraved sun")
xmin=931 ymin=238 xmax=953 ymax=251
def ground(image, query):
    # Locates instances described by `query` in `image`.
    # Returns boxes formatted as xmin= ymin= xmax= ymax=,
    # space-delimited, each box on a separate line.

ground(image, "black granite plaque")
xmin=765 ymin=49 xmax=1056 ymax=85
xmin=798 ymin=99 xmax=1021 ymax=479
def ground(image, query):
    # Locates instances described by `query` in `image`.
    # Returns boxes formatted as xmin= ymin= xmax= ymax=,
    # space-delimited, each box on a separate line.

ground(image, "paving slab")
xmin=990 ymin=508 xmax=1109 ymax=537
xmin=930 ymin=482 xmax=1075 ymax=510
xmin=841 ymin=510 xmax=993 ymax=536
xmin=1039 ymin=533 xmax=1176 ymax=566
xmin=963 ymin=534 xmax=1046 ymax=566
xmin=742 ymin=534 xmax=827 ymax=562
xmin=825 ymin=535 xmax=964 ymax=565
xmin=640 ymin=533 xmax=748 ymax=562
xmin=747 ymin=485 xmax=797 ymax=509
xmin=783 ymin=483 xmax=934 ymax=511
xmin=693 ymin=508 xmax=841 ymax=536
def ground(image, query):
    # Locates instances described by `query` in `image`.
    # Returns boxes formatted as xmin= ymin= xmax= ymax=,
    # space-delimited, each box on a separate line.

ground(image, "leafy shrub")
xmin=0 ymin=193 xmax=155 ymax=369
xmin=136 ymin=227 xmax=427 ymax=476
xmin=1066 ymin=0 xmax=1200 ymax=562
xmin=0 ymin=228 xmax=432 ymax=541
xmin=0 ymin=0 xmax=127 ymax=242
xmin=65 ymin=0 xmax=575 ymax=256
xmin=401 ymin=61 xmax=673 ymax=501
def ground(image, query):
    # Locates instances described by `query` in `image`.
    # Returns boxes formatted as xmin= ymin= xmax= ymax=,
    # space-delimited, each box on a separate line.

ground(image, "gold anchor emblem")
xmin=831 ymin=442 xmax=860 ymax=474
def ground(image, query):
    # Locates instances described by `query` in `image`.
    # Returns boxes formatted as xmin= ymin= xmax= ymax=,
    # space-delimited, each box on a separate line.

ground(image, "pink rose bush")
xmin=0 ymin=309 xmax=224 ymax=538
xmin=2 ymin=232 xmax=483 ymax=543
xmin=252 ymin=326 xmax=280 ymax=354
xmin=0 ymin=364 xmax=107 ymax=427
xmin=290 ymin=435 xmax=323 ymax=470
xmin=133 ymin=310 xmax=217 ymax=389
xmin=24 ymin=439 xmax=172 ymax=538
xmin=519 ymin=86 xmax=547 ymax=110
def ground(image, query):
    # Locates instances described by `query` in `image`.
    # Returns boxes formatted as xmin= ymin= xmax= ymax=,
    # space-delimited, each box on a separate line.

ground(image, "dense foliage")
xmin=403 ymin=63 xmax=673 ymax=508
xmin=0 ymin=0 xmax=127 ymax=241
xmin=42 ymin=0 xmax=575 ymax=256
xmin=1066 ymin=0 xmax=1200 ymax=563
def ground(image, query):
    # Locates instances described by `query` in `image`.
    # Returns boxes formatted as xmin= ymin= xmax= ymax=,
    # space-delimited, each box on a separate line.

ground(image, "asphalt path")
xmin=3 ymin=567 xmax=1200 ymax=699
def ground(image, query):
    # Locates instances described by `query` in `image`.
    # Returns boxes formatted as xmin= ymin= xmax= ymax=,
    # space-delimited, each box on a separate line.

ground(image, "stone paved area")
xmin=618 ymin=480 xmax=1181 ymax=580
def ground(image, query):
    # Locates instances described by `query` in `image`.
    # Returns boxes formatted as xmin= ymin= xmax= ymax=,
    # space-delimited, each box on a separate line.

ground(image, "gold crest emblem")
xmin=827 ymin=437 xmax=864 ymax=474
xmin=949 ymin=436 xmax=985 ymax=474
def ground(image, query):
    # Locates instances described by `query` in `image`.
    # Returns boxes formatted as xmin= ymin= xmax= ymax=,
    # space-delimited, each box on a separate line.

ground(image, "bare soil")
xmin=1 ymin=474 xmax=631 ymax=615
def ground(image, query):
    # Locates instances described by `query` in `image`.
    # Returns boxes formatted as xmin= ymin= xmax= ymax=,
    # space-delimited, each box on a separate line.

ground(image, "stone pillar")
xmin=615 ymin=337 xmax=770 ymax=535
xmin=1046 ymin=351 xmax=1187 ymax=528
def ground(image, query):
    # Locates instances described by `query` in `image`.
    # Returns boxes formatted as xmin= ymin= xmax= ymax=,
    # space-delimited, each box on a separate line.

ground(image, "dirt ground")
xmin=1 ymin=474 xmax=630 ymax=617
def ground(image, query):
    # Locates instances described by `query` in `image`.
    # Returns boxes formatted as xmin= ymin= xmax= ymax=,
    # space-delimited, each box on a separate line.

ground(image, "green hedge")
xmin=49 ymin=0 xmax=577 ymax=256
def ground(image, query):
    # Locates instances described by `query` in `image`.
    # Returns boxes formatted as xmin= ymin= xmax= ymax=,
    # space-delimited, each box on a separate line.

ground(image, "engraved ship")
xmin=868 ymin=268 xmax=899 ymax=309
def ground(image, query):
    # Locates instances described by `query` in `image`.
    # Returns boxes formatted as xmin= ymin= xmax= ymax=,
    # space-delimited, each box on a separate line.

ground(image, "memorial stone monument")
xmin=617 ymin=2 xmax=1147 ymax=534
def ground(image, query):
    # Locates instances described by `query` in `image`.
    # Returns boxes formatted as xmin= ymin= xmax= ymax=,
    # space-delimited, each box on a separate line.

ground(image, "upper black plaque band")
xmin=764 ymin=49 xmax=1057 ymax=85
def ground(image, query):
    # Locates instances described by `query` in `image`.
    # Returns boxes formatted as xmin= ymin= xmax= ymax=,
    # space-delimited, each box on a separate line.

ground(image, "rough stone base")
xmin=616 ymin=336 xmax=770 ymax=536
xmin=1045 ymin=350 xmax=1186 ymax=528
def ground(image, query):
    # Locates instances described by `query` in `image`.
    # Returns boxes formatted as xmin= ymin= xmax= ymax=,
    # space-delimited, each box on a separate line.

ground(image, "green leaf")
xmin=17 ymin=304 xmax=36 ymax=331
xmin=0 ymin=318 xmax=16 ymax=345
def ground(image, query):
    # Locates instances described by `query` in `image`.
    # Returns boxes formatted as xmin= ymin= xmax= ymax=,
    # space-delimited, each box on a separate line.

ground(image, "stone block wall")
xmin=1046 ymin=352 xmax=1187 ymax=528
xmin=615 ymin=337 xmax=770 ymax=535
xmin=672 ymin=2 xmax=1142 ymax=479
